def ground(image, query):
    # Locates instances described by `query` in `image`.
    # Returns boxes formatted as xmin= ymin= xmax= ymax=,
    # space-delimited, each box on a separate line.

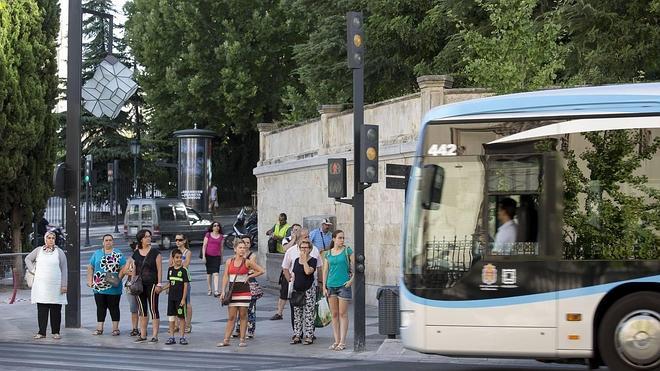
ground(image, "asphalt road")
xmin=0 ymin=342 xmax=590 ymax=371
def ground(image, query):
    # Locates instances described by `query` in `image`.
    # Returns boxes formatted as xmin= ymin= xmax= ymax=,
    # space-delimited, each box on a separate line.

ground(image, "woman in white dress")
xmin=25 ymin=230 xmax=68 ymax=339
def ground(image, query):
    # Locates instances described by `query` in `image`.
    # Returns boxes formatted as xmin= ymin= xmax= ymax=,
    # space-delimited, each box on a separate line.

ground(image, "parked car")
xmin=123 ymin=198 xmax=212 ymax=249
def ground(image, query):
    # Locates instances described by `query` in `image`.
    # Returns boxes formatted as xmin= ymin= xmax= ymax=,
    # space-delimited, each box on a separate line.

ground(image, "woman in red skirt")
xmin=217 ymin=239 xmax=264 ymax=347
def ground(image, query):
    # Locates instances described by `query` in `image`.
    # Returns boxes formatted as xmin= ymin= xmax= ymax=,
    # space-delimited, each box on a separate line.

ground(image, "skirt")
xmin=205 ymin=255 xmax=221 ymax=274
xmin=229 ymin=281 xmax=251 ymax=307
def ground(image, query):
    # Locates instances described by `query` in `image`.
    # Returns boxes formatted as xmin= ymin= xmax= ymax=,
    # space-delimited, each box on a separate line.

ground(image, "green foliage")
xmin=559 ymin=0 xmax=660 ymax=84
xmin=456 ymin=0 xmax=568 ymax=93
xmin=563 ymin=131 xmax=660 ymax=260
xmin=0 ymin=0 xmax=59 ymax=250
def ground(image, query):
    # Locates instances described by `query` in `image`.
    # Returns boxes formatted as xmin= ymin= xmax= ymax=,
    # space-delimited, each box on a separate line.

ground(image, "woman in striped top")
xmin=217 ymin=239 xmax=264 ymax=347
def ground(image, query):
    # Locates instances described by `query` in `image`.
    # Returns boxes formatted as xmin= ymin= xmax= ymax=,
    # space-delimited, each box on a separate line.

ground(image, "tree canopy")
xmin=0 ymin=0 xmax=60 ymax=252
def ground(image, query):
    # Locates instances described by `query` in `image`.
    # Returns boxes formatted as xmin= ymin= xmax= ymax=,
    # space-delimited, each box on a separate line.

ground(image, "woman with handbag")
xmin=290 ymin=240 xmax=317 ymax=345
xmin=86 ymin=234 xmax=126 ymax=336
xmin=130 ymin=229 xmax=163 ymax=343
xmin=322 ymin=230 xmax=354 ymax=351
xmin=217 ymin=239 xmax=264 ymax=348
xmin=24 ymin=230 xmax=68 ymax=339
xmin=233 ymin=235 xmax=262 ymax=338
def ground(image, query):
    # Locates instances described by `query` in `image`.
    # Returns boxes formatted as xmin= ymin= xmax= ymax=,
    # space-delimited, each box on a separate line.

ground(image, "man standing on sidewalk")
xmin=309 ymin=219 xmax=333 ymax=253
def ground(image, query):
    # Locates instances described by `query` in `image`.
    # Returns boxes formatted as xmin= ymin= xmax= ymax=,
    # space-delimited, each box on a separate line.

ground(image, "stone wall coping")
xmin=445 ymin=87 xmax=492 ymax=95
xmin=417 ymin=74 xmax=454 ymax=88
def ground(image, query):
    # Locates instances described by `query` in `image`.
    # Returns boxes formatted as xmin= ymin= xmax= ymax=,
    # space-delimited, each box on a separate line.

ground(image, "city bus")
xmin=399 ymin=83 xmax=660 ymax=370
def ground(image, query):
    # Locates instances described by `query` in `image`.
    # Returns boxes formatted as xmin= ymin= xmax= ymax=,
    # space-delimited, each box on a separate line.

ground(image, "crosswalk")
xmin=0 ymin=342 xmax=368 ymax=370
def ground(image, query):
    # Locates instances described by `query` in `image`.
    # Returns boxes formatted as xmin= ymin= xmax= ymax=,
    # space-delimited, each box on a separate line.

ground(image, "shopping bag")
xmin=314 ymin=292 xmax=332 ymax=328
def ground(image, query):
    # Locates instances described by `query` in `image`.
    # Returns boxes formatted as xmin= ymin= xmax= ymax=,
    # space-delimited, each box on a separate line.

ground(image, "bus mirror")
xmin=421 ymin=164 xmax=444 ymax=210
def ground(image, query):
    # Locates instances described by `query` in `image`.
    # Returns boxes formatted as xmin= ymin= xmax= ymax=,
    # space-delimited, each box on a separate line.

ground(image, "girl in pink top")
xmin=202 ymin=222 xmax=223 ymax=296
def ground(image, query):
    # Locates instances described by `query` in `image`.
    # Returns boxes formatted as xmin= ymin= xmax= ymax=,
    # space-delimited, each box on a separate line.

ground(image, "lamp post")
xmin=130 ymin=139 xmax=140 ymax=198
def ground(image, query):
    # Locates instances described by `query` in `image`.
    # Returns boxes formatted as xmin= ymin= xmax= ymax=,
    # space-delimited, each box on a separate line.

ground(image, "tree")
xmin=456 ymin=0 xmax=568 ymax=94
xmin=0 ymin=0 xmax=59 ymax=264
xmin=558 ymin=0 xmax=660 ymax=84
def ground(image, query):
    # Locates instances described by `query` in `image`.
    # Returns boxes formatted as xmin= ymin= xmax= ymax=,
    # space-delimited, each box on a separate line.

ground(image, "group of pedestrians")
xmin=268 ymin=215 xmax=354 ymax=351
xmin=26 ymin=213 xmax=354 ymax=352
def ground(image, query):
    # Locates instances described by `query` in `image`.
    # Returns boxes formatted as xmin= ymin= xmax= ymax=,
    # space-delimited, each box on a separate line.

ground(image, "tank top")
xmin=205 ymin=232 xmax=223 ymax=256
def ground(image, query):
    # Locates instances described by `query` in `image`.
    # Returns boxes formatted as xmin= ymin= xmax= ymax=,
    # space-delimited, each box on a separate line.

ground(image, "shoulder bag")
xmin=291 ymin=289 xmax=306 ymax=307
xmin=221 ymin=258 xmax=238 ymax=306
xmin=125 ymin=250 xmax=148 ymax=295
xmin=246 ymin=252 xmax=263 ymax=300
xmin=25 ymin=248 xmax=40 ymax=289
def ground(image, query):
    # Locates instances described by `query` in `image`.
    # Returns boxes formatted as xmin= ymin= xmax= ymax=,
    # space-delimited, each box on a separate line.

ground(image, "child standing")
xmin=163 ymin=249 xmax=190 ymax=345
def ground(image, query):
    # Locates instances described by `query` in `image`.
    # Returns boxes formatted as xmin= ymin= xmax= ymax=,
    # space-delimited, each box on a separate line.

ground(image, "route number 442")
xmin=427 ymin=144 xmax=457 ymax=156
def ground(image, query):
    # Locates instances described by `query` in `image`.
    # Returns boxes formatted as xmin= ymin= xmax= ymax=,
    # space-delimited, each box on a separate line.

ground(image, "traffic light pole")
xmin=353 ymin=65 xmax=366 ymax=352
xmin=65 ymin=0 xmax=82 ymax=328
xmin=85 ymin=182 xmax=90 ymax=246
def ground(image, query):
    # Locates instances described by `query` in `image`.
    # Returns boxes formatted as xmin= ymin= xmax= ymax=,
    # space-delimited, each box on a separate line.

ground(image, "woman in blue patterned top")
xmin=86 ymin=234 xmax=127 ymax=336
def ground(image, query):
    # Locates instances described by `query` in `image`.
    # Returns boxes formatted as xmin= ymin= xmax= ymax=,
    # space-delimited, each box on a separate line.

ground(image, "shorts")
xmin=186 ymin=283 xmax=191 ymax=303
xmin=127 ymin=292 xmax=138 ymax=314
xmin=167 ymin=299 xmax=186 ymax=319
xmin=205 ymin=255 xmax=221 ymax=274
xmin=278 ymin=271 xmax=289 ymax=300
xmin=327 ymin=286 xmax=352 ymax=300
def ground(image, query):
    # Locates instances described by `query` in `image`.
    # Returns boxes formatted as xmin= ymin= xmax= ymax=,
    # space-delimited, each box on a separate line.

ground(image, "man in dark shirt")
xmin=163 ymin=249 xmax=190 ymax=345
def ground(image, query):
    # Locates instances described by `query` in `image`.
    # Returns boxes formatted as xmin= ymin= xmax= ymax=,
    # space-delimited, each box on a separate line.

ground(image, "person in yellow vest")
xmin=266 ymin=213 xmax=291 ymax=253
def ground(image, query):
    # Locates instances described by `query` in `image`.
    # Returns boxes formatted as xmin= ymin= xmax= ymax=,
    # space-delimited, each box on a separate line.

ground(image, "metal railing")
xmin=0 ymin=252 xmax=29 ymax=303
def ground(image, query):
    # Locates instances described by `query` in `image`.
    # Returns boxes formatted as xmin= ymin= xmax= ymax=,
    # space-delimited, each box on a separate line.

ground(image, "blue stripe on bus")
xmin=401 ymin=275 xmax=660 ymax=308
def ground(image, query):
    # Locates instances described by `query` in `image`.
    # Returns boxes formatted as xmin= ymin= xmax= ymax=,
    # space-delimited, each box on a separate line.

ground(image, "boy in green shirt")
xmin=162 ymin=249 xmax=190 ymax=345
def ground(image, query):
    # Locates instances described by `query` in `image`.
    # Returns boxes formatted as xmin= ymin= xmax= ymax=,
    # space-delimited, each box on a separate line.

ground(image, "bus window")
xmin=485 ymin=156 xmax=541 ymax=256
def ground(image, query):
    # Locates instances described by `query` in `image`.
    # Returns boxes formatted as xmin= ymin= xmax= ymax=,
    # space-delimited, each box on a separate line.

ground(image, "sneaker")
xmin=52 ymin=334 xmax=61 ymax=340
xmin=165 ymin=337 xmax=176 ymax=345
xmin=129 ymin=328 xmax=139 ymax=337
xmin=33 ymin=334 xmax=46 ymax=339
xmin=149 ymin=337 xmax=159 ymax=343
xmin=134 ymin=336 xmax=147 ymax=343
xmin=269 ymin=313 xmax=283 ymax=320
xmin=179 ymin=337 xmax=188 ymax=345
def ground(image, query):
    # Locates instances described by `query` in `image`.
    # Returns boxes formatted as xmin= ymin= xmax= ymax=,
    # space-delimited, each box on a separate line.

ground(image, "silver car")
xmin=123 ymin=198 xmax=212 ymax=249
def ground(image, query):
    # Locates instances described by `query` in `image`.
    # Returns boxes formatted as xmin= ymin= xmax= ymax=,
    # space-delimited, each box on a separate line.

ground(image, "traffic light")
xmin=346 ymin=11 xmax=364 ymax=69
xmin=360 ymin=124 xmax=379 ymax=183
xmin=84 ymin=154 xmax=92 ymax=185
xmin=328 ymin=158 xmax=347 ymax=198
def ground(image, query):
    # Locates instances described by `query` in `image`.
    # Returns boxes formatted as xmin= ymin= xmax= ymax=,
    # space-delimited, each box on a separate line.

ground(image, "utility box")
xmin=377 ymin=285 xmax=400 ymax=338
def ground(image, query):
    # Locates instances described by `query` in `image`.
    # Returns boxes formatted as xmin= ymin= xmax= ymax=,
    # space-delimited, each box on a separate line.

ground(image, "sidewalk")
xmin=0 ymin=246 xmax=441 ymax=363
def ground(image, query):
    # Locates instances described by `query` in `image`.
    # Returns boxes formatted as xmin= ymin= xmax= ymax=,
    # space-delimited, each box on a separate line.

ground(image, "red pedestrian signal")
xmin=328 ymin=158 xmax=347 ymax=198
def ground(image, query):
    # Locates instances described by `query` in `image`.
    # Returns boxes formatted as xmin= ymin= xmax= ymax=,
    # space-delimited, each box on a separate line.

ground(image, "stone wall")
xmin=254 ymin=75 xmax=490 ymax=305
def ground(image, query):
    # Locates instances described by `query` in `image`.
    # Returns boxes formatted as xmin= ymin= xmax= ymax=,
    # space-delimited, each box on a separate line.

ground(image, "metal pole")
xmin=114 ymin=159 xmax=119 ymax=233
xmin=353 ymin=66 xmax=366 ymax=352
xmin=133 ymin=154 xmax=138 ymax=197
xmin=85 ymin=183 xmax=90 ymax=246
xmin=65 ymin=0 xmax=82 ymax=328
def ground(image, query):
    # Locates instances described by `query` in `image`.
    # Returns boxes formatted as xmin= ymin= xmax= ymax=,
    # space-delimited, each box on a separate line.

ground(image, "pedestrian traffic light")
xmin=328 ymin=158 xmax=347 ymax=198
xmin=360 ymin=124 xmax=378 ymax=183
xmin=84 ymin=154 xmax=92 ymax=185
xmin=346 ymin=11 xmax=364 ymax=69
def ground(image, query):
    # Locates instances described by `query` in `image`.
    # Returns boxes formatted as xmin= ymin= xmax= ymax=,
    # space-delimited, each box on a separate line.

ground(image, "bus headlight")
xmin=400 ymin=310 xmax=415 ymax=328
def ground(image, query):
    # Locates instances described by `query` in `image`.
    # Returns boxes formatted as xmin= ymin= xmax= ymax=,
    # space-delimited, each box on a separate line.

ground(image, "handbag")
xmin=249 ymin=279 xmax=263 ymax=300
xmin=25 ymin=270 xmax=35 ymax=288
xmin=268 ymin=237 xmax=278 ymax=253
xmin=126 ymin=251 xmax=148 ymax=295
xmin=105 ymin=272 xmax=121 ymax=287
xmin=221 ymin=258 xmax=239 ymax=306
xmin=290 ymin=289 xmax=306 ymax=307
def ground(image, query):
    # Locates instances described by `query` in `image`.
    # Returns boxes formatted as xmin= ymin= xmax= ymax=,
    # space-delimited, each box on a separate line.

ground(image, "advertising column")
xmin=174 ymin=127 xmax=216 ymax=212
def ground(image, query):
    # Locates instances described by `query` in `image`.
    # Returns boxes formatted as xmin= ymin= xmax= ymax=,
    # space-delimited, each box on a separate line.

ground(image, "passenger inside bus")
xmin=492 ymin=197 xmax=517 ymax=254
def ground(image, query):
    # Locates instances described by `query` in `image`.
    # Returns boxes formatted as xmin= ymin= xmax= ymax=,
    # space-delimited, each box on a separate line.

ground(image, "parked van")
xmin=123 ymin=198 xmax=212 ymax=249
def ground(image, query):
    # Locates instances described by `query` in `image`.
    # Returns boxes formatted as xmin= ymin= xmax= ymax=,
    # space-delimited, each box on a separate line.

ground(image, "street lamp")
xmin=130 ymin=139 xmax=140 ymax=197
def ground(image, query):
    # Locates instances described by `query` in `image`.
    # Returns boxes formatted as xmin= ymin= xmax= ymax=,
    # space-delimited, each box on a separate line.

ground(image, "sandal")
xmin=216 ymin=339 xmax=230 ymax=347
xmin=328 ymin=342 xmax=338 ymax=350
xmin=185 ymin=325 xmax=192 ymax=334
xmin=334 ymin=343 xmax=346 ymax=351
xmin=303 ymin=337 xmax=313 ymax=345
xmin=92 ymin=329 xmax=103 ymax=336
xmin=214 ymin=291 xmax=220 ymax=297
xmin=111 ymin=329 xmax=120 ymax=336
xmin=207 ymin=290 xmax=212 ymax=296
xmin=290 ymin=336 xmax=301 ymax=345
xmin=238 ymin=338 xmax=247 ymax=347
xmin=33 ymin=334 xmax=46 ymax=339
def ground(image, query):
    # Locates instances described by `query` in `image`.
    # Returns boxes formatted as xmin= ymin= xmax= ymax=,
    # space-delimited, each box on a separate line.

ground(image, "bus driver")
xmin=492 ymin=198 xmax=517 ymax=255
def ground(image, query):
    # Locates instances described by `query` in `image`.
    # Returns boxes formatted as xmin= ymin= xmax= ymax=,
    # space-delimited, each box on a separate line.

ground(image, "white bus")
xmin=400 ymin=83 xmax=660 ymax=370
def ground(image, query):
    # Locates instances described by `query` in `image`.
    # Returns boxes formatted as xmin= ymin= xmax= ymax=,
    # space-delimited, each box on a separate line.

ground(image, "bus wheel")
xmin=597 ymin=291 xmax=660 ymax=371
